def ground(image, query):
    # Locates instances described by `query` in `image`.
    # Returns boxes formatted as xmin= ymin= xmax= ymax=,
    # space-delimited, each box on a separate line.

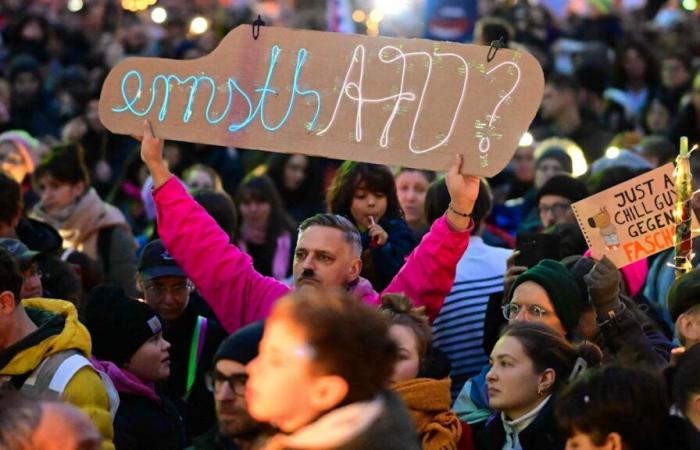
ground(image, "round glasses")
xmin=502 ymin=303 xmax=552 ymax=321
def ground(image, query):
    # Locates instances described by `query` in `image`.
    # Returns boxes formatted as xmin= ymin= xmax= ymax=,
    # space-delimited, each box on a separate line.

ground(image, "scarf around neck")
xmin=394 ymin=377 xmax=462 ymax=450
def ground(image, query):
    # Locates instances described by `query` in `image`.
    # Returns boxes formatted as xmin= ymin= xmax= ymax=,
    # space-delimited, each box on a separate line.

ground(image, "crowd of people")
xmin=2 ymin=0 xmax=700 ymax=449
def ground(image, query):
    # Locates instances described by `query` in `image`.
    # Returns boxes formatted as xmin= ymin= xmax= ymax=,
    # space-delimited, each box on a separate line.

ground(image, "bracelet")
xmin=448 ymin=203 xmax=471 ymax=218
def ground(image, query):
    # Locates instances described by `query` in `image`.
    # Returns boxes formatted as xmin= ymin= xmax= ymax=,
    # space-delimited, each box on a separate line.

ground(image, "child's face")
xmin=350 ymin=187 xmax=387 ymax=229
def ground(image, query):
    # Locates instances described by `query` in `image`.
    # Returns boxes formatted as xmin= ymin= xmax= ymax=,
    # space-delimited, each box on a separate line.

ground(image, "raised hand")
xmin=445 ymin=154 xmax=481 ymax=231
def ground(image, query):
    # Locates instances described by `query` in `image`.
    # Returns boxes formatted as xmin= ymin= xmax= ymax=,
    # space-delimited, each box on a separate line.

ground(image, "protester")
xmin=379 ymin=294 xmax=465 ymax=450
xmin=184 ymin=163 xmax=224 ymax=193
xmin=479 ymin=322 xmax=601 ymax=450
xmin=0 ymin=247 xmax=115 ymax=449
xmin=137 ymin=239 xmax=228 ymax=439
xmin=536 ymin=174 xmax=588 ymax=230
xmin=557 ymin=366 xmax=671 ymax=450
xmin=428 ymin=179 xmax=511 ymax=397
xmin=85 ymin=285 xmax=187 ymax=450
xmin=246 ymin=288 xmax=421 ymax=450
xmin=0 ymin=391 xmax=102 ymax=450
xmin=236 ymin=175 xmax=297 ymax=281
xmin=0 ymin=129 xmax=36 ymax=184
xmin=667 ymin=269 xmax=700 ymax=350
xmin=139 ymin=121 xmax=479 ymax=333
xmin=0 ymin=238 xmax=43 ymax=298
xmin=30 ymin=143 xmax=138 ymax=295
xmin=265 ymin=153 xmax=325 ymax=225
xmin=191 ymin=321 xmax=275 ymax=450
xmin=327 ymin=161 xmax=417 ymax=291
xmin=670 ymin=344 xmax=700 ymax=448
xmin=193 ymin=189 xmax=238 ymax=244
xmin=394 ymin=168 xmax=436 ymax=241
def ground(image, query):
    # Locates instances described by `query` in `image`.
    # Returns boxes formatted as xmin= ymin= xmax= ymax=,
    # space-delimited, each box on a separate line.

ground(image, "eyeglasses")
xmin=502 ymin=303 xmax=552 ymax=321
xmin=144 ymin=282 xmax=192 ymax=299
xmin=538 ymin=203 xmax=571 ymax=216
xmin=205 ymin=371 xmax=248 ymax=396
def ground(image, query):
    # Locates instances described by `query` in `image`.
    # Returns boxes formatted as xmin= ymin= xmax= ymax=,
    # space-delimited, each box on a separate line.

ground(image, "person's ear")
xmin=346 ymin=257 xmax=362 ymax=283
xmin=136 ymin=274 xmax=145 ymax=293
xmin=603 ymin=432 xmax=623 ymax=450
xmin=538 ymin=368 xmax=556 ymax=393
xmin=310 ymin=375 xmax=348 ymax=413
xmin=692 ymin=394 xmax=700 ymax=416
xmin=0 ymin=291 xmax=18 ymax=316
xmin=678 ymin=314 xmax=700 ymax=344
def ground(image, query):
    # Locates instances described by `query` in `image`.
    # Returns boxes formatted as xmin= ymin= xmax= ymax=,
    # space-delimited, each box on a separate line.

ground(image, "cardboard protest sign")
xmin=572 ymin=163 xmax=698 ymax=268
xmin=98 ymin=25 xmax=544 ymax=176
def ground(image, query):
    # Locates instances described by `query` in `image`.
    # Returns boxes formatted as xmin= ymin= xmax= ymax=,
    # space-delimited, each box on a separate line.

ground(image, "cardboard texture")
xmin=572 ymin=163 xmax=698 ymax=268
xmin=98 ymin=25 xmax=544 ymax=176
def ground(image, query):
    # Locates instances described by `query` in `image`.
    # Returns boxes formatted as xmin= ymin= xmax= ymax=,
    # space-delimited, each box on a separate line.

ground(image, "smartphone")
xmin=514 ymin=233 xmax=561 ymax=268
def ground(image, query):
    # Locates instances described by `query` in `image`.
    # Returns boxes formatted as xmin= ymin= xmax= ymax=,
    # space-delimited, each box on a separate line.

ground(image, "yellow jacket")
xmin=1 ymin=298 xmax=115 ymax=450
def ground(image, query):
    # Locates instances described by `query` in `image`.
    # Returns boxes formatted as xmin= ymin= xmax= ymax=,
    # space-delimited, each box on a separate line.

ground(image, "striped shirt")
xmin=432 ymin=236 xmax=510 ymax=400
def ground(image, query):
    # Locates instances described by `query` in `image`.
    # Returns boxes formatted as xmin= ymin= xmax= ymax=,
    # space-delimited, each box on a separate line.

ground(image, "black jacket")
xmin=114 ymin=392 xmax=187 ymax=450
xmin=478 ymin=397 xmax=563 ymax=450
xmin=162 ymin=294 xmax=228 ymax=439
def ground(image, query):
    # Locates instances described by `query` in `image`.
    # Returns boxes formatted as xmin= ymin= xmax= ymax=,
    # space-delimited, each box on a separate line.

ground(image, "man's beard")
xmin=217 ymin=404 xmax=268 ymax=440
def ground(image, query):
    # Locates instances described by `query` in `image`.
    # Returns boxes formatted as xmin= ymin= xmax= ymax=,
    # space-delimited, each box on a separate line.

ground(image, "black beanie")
xmin=536 ymin=174 xmax=589 ymax=204
xmin=509 ymin=259 xmax=587 ymax=336
xmin=667 ymin=269 xmax=700 ymax=323
xmin=213 ymin=320 xmax=265 ymax=365
xmin=84 ymin=285 xmax=163 ymax=366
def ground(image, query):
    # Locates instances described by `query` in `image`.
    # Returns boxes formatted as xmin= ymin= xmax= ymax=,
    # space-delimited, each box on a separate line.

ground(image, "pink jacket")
xmin=154 ymin=177 xmax=472 ymax=333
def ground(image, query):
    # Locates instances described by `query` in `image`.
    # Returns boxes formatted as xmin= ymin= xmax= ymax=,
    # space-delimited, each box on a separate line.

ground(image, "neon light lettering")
xmin=111 ymin=46 xmax=320 ymax=133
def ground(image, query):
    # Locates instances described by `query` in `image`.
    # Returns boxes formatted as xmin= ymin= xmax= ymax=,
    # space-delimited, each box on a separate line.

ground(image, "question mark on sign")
xmin=476 ymin=61 xmax=522 ymax=163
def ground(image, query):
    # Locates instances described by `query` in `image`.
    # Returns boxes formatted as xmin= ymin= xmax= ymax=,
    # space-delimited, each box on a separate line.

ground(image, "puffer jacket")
xmin=0 ymin=298 xmax=115 ymax=450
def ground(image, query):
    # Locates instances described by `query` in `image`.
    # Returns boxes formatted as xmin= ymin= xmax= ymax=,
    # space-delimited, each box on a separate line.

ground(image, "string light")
xmin=67 ymin=0 xmax=83 ymax=12
xmin=121 ymin=0 xmax=157 ymax=12
xmin=190 ymin=16 xmax=209 ymax=35
xmin=151 ymin=7 xmax=168 ymax=24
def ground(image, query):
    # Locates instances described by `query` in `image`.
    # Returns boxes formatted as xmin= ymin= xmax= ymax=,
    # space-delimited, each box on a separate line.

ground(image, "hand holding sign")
xmin=137 ymin=120 xmax=171 ymax=189
xmin=99 ymin=25 xmax=544 ymax=176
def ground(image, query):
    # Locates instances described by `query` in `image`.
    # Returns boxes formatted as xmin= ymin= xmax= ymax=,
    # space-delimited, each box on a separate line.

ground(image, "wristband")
xmin=448 ymin=203 xmax=471 ymax=218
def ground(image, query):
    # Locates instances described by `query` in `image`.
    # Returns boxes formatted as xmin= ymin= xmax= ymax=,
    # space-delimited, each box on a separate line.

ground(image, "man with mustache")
xmin=139 ymin=121 xmax=480 ymax=334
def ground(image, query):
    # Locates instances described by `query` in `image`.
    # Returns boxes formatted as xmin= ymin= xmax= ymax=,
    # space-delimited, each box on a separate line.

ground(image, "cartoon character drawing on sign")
xmin=587 ymin=207 xmax=620 ymax=251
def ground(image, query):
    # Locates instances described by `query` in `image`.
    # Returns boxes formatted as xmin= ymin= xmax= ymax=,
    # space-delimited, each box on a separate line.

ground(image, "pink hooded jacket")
xmin=153 ymin=177 xmax=473 ymax=333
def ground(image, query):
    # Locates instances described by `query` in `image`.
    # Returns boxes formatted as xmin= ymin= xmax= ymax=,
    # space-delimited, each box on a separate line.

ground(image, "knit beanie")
xmin=213 ymin=320 xmax=265 ymax=365
xmin=84 ymin=285 xmax=163 ymax=366
xmin=535 ymin=147 xmax=573 ymax=174
xmin=667 ymin=269 xmax=700 ymax=323
xmin=536 ymin=174 xmax=589 ymax=204
xmin=509 ymin=259 xmax=587 ymax=336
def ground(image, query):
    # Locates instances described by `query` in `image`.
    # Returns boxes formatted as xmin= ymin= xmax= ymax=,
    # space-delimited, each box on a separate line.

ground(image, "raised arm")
xmin=383 ymin=155 xmax=479 ymax=321
xmin=140 ymin=121 xmax=289 ymax=333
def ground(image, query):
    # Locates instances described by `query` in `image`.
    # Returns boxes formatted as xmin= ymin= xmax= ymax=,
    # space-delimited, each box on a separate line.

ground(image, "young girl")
xmin=236 ymin=174 xmax=296 ymax=281
xmin=246 ymin=288 xmax=420 ymax=450
xmin=327 ymin=162 xmax=417 ymax=291
xmin=394 ymin=168 xmax=436 ymax=241
xmin=84 ymin=285 xmax=187 ymax=450
xmin=480 ymin=321 xmax=601 ymax=450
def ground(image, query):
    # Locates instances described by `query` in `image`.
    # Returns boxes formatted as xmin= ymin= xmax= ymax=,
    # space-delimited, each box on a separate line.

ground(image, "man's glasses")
xmin=502 ymin=303 xmax=552 ymax=321
xmin=538 ymin=203 xmax=571 ymax=216
xmin=144 ymin=282 xmax=192 ymax=299
xmin=205 ymin=371 xmax=248 ymax=396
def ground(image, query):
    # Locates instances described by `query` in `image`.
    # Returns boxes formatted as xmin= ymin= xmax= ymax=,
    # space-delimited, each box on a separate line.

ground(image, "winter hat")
xmin=138 ymin=239 xmax=185 ymax=281
xmin=0 ymin=238 xmax=39 ymax=271
xmin=0 ymin=130 xmax=39 ymax=173
xmin=509 ymin=259 xmax=587 ymax=336
xmin=667 ymin=269 xmax=700 ymax=323
xmin=536 ymin=174 xmax=589 ymax=204
xmin=214 ymin=320 xmax=265 ymax=365
xmin=535 ymin=147 xmax=573 ymax=174
xmin=84 ymin=285 xmax=163 ymax=366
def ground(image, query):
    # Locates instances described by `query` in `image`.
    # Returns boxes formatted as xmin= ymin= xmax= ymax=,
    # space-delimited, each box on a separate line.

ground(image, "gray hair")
xmin=299 ymin=213 xmax=362 ymax=256
xmin=0 ymin=391 xmax=43 ymax=449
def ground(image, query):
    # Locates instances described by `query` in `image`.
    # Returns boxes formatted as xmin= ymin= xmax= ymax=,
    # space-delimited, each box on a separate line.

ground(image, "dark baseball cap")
xmin=667 ymin=269 xmax=700 ymax=323
xmin=0 ymin=238 xmax=39 ymax=270
xmin=137 ymin=239 xmax=185 ymax=281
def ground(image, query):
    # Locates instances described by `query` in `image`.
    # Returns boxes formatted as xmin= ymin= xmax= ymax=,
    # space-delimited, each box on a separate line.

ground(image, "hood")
xmin=1 ymin=298 xmax=91 ymax=375
xmin=264 ymin=395 xmax=385 ymax=450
